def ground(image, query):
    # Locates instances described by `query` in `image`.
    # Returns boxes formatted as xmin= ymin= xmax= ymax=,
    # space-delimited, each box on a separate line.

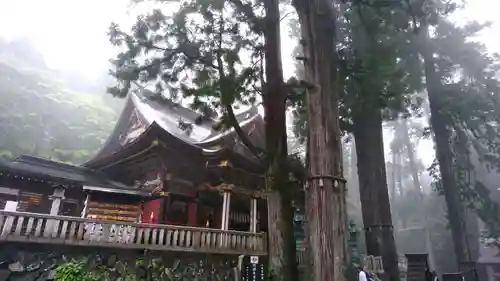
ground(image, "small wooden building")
xmin=0 ymin=155 xmax=150 ymax=217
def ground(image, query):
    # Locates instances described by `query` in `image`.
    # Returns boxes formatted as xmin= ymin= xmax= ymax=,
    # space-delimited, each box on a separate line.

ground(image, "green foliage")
xmin=108 ymin=0 xmax=263 ymax=118
xmin=0 ymin=41 xmax=117 ymax=163
xmin=338 ymin=2 xmax=423 ymax=118
xmin=289 ymin=0 xmax=426 ymax=142
xmin=54 ymin=261 xmax=99 ymax=281
xmin=54 ymin=256 xmax=237 ymax=281
xmin=417 ymin=11 xmax=500 ymax=243
xmin=377 ymin=0 xmax=500 ymax=248
xmin=54 ymin=259 xmax=137 ymax=281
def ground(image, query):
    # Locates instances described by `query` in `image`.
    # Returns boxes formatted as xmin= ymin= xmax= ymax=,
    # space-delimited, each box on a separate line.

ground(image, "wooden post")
xmin=221 ymin=192 xmax=227 ymax=230
xmin=47 ymin=185 xmax=65 ymax=236
xmin=250 ymin=198 xmax=258 ymax=233
xmin=221 ymin=191 xmax=231 ymax=230
xmin=224 ymin=192 xmax=231 ymax=230
xmin=81 ymin=193 xmax=90 ymax=218
xmin=49 ymin=186 xmax=65 ymax=216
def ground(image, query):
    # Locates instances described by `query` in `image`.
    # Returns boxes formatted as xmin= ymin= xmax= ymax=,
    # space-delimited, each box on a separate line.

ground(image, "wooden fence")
xmin=0 ymin=211 xmax=267 ymax=256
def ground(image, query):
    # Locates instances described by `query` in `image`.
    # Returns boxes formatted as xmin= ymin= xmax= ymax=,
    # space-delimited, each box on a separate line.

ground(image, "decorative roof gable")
xmin=87 ymin=92 xmax=265 ymax=165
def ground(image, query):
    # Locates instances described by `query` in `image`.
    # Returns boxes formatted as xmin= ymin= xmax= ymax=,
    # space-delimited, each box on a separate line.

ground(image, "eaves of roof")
xmin=84 ymin=121 xmax=203 ymax=170
xmin=0 ymin=156 xmax=145 ymax=196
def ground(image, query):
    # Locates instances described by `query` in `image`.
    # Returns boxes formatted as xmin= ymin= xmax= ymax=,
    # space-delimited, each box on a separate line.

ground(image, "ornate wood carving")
xmin=119 ymin=109 xmax=147 ymax=146
xmin=134 ymin=169 xmax=166 ymax=195
xmin=199 ymin=183 xmax=267 ymax=199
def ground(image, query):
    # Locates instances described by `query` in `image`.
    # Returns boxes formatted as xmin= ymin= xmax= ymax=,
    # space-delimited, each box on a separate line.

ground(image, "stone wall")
xmin=0 ymin=243 xmax=247 ymax=281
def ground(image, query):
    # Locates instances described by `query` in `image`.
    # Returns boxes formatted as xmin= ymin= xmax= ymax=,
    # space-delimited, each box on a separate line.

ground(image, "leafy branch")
xmin=107 ymin=0 xmax=268 ymax=163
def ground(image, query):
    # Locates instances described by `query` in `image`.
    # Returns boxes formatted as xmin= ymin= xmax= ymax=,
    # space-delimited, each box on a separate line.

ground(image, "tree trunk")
xmin=293 ymin=0 xmax=348 ymax=280
xmin=262 ymin=0 xmax=298 ymax=280
xmin=353 ymin=105 xmax=400 ymax=281
xmin=396 ymin=153 xmax=404 ymax=199
xmin=394 ymin=147 xmax=406 ymax=230
xmin=389 ymin=150 xmax=400 ymax=233
xmin=419 ymin=28 xmax=471 ymax=270
xmin=390 ymin=151 xmax=397 ymax=202
xmin=348 ymin=141 xmax=362 ymax=224
xmin=400 ymin=119 xmax=422 ymax=196
xmin=400 ymin=118 xmax=436 ymax=268
xmin=349 ymin=142 xmax=361 ymax=208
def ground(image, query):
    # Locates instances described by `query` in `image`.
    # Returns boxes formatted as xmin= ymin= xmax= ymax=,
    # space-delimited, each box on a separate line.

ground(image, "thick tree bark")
xmin=353 ymin=105 xmax=400 ymax=281
xmin=349 ymin=142 xmax=361 ymax=207
xmin=420 ymin=29 xmax=472 ymax=270
xmin=262 ymin=0 xmax=298 ymax=280
xmin=293 ymin=0 xmax=348 ymax=281
xmin=348 ymin=141 xmax=362 ymax=223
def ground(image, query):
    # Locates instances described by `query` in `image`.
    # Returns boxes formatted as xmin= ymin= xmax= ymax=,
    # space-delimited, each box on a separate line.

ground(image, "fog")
xmin=2 ymin=0 xmax=500 ymax=277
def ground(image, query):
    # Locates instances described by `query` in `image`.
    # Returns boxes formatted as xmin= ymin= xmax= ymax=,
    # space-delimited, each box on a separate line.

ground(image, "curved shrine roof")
xmin=86 ymin=92 xmax=265 ymax=168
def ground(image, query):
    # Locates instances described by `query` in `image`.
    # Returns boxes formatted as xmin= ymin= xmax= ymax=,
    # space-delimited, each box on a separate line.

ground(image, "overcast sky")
xmin=0 ymin=0 xmax=498 ymax=167
xmin=0 ymin=0 xmax=497 ymax=78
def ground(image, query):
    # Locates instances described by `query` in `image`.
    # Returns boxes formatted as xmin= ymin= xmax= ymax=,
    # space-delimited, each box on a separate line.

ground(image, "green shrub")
xmin=54 ymin=261 xmax=99 ymax=281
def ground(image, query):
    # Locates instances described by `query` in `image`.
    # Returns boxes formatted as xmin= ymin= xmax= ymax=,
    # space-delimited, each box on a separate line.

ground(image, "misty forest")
xmin=2 ymin=0 xmax=500 ymax=281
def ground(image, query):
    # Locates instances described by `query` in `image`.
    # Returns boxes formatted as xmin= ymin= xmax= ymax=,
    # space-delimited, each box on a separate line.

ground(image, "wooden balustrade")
xmin=363 ymin=255 xmax=384 ymax=274
xmin=296 ymin=249 xmax=306 ymax=266
xmin=0 ymin=211 xmax=267 ymax=256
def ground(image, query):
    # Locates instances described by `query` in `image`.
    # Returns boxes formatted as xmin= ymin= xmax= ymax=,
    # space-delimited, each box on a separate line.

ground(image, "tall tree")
xmin=400 ymin=119 xmax=423 ymax=197
xmin=391 ymin=116 xmax=436 ymax=267
xmin=262 ymin=0 xmax=299 ymax=279
xmin=290 ymin=3 xmax=425 ymax=279
xmin=404 ymin=0 xmax=500 ymax=268
xmin=337 ymin=4 xmax=422 ymax=279
xmin=292 ymin=0 xmax=348 ymax=281
xmin=420 ymin=25 xmax=471 ymax=269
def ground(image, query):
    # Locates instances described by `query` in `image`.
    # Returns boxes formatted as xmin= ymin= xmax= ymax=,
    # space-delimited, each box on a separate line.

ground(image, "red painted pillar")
xmin=187 ymin=201 xmax=198 ymax=226
xmin=141 ymin=199 xmax=161 ymax=224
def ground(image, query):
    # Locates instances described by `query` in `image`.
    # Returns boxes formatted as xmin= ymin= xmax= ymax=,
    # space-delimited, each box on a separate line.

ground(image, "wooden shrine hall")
xmin=0 ymin=92 xmax=269 ymax=256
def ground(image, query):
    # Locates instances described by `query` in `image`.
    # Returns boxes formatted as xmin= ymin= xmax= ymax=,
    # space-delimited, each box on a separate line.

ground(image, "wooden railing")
xmin=296 ymin=249 xmax=306 ymax=266
xmin=364 ymin=255 xmax=384 ymax=274
xmin=0 ymin=211 xmax=267 ymax=256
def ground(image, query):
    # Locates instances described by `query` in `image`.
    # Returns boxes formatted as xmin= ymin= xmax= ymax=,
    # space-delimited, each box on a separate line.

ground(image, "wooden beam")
xmin=198 ymin=183 xmax=268 ymax=199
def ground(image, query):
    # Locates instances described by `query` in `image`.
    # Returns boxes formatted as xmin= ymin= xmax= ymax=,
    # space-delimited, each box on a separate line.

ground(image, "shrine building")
xmin=0 ymin=92 xmax=274 ymax=256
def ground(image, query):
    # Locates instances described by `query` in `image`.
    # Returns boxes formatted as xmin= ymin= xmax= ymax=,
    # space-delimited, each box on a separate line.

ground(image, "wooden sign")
xmin=86 ymin=201 xmax=140 ymax=222
xmin=17 ymin=191 xmax=44 ymax=213
xmin=241 ymin=256 xmax=267 ymax=281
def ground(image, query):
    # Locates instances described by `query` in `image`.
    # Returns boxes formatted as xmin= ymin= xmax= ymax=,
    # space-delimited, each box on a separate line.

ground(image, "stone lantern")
xmin=348 ymin=220 xmax=361 ymax=265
